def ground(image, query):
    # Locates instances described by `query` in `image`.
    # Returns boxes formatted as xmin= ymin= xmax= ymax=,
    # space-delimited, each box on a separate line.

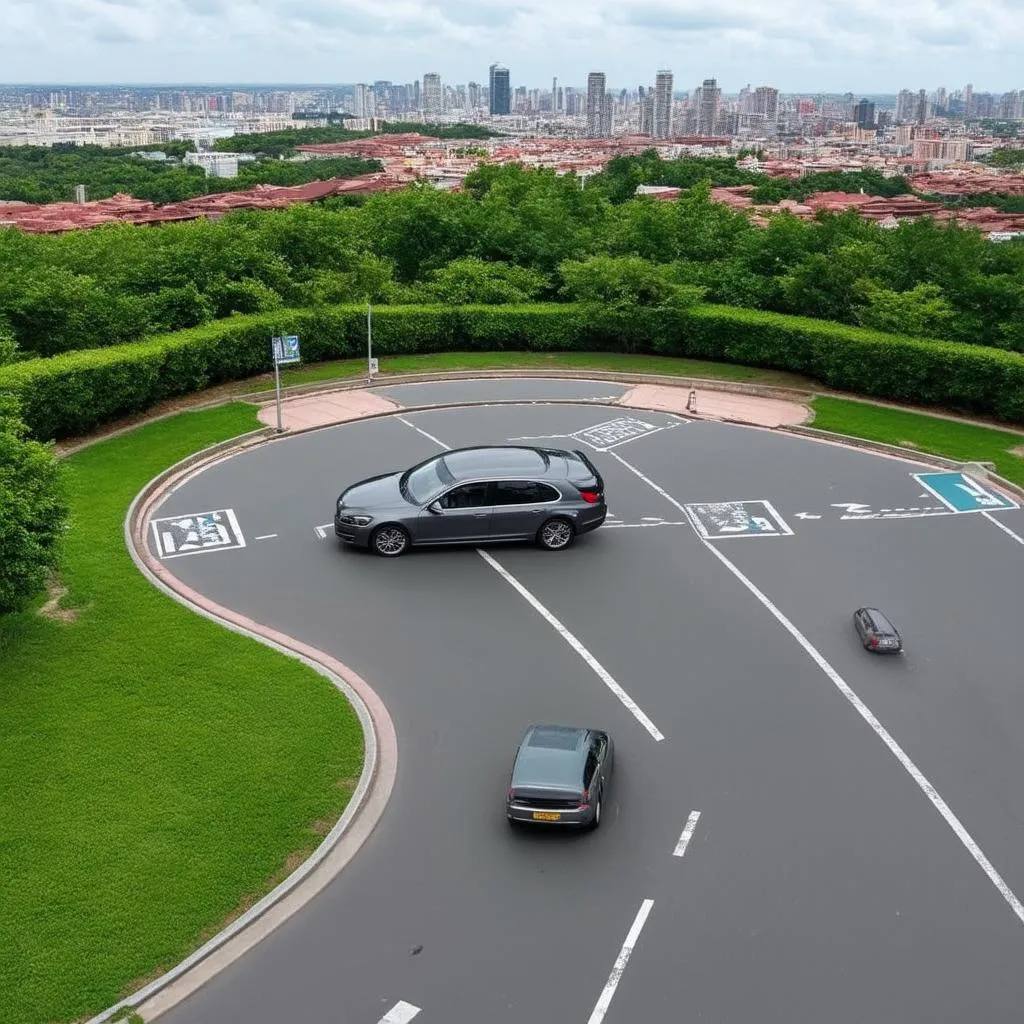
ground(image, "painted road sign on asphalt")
xmin=571 ymin=416 xmax=663 ymax=451
xmin=684 ymin=500 xmax=793 ymax=539
xmin=913 ymin=472 xmax=1018 ymax=513
xmin=150 ymin=508 xmax=246 ymax=559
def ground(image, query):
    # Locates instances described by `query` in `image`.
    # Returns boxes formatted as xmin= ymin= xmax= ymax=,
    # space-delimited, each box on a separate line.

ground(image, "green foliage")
xmin=0 ymin=142 xmax=379 ymax=205
xmin=0 ymin=393 xmax=68 ymax=613
xmin=558 ymin=255 xmax=704 ymax=309
xmin=985 ymin=148 xmax=1024 ymax=168
xmin=588 ymin=150 xmax=761 ymax=204
xmin=0 ymin=320 xmax=17 ymax=366
xmin=853 ymin=282 xmax=956 ymax=338
xmin=411 ymin=257 xmax=549 ymax=304
xmin=214 ymin=126 xmax=375 ymax=156
xmin=753 ymin=168 xmax=913 ymax=204
xmin=4 ymin=301 xmax=1024 ymax=443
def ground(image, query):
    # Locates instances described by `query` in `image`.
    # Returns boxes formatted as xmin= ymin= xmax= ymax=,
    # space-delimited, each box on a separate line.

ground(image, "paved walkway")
xmin=256 ymin=379 xmax=810 ymax=432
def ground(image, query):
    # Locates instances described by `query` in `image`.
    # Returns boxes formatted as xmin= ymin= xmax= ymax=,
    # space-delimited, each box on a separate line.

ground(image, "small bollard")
xmin=686 ymin=389 xmax=697 ymax=414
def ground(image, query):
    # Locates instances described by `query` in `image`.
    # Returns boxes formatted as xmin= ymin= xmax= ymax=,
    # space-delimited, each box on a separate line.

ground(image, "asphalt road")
xmin=145 ymin=386 xmax=1024 ymax=1023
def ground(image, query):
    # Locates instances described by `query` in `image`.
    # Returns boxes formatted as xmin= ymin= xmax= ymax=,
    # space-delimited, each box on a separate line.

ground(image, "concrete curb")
xmin=87 ymin=432 xmax=399 ymax=1023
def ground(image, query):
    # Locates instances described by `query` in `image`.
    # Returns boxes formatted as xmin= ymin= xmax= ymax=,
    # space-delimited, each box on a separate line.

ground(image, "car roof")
xmin=511 ymin=724 xmax=592 ymax=789
xmin=858 ymin=607 xmax=897 ymax=632
xmin=440 ymin=446 xmax=566 ymax=482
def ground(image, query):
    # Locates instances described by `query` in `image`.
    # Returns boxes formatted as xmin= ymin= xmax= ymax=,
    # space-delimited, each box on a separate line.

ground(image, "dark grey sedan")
xmin=853 ymin=607 xmax=903 ymax=653
xmin=506 ymin=724 xmax=614 ymax=830
xmin=334 ymin=445 xmax=607 ymax=557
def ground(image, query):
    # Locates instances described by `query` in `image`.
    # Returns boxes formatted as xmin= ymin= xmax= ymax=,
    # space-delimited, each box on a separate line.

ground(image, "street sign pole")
xmin=274 ymin=350 xmax=283 ymax=433
xmin=367 ymin=302 xmax=373 ymax=382
xmin=271 ymin=334 xmax=301 ymax=435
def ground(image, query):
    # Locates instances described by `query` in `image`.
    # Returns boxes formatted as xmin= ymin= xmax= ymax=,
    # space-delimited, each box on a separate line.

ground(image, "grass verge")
xmin=810 ymin=396 xmax=1024 ymax=488
xmin=0 ymin=402 xmax=363 ymax=1024
xmin=243 ymin=350 xmax=812 ymax=392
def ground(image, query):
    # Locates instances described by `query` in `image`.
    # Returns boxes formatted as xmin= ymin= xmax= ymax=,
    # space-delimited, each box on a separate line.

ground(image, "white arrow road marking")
xmin=587 ymin=899 xmax=655 ymax=1024
xmin=377 ymin=1001 xmax=421 ymax=1023
xmin=795 ymin=512 xmax=822 ymax=520
xmin=314 ymin=523 xmax=331 ymax=539
xmin=673 ymin=811 xmax=702 ymax=858
xmin=831 ymin=502 xmax=872 ymax=514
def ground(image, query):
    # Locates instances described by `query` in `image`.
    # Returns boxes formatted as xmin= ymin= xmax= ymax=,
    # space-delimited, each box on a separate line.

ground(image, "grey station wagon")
xmin=853 ymin=607 xmax=903 ymax=653
xmin=506 ymin=724 xmax=614 ymax=830
xmin=334 ymin=445 xmax=607 ymax=557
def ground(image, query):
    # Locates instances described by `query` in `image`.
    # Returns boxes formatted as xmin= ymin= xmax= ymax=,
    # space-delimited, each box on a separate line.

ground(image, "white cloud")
xmin=4 ymin=0 xmax=1023 ymax=92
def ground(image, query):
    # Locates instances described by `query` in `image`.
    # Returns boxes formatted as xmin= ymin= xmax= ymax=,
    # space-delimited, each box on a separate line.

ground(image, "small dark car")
xmin=853 ymin=607 xmax=903 ymax=653
xmin=506 ymin=724 xmax=614 ymax=830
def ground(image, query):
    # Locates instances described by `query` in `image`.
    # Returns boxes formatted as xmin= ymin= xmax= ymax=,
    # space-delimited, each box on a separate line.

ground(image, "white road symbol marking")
xmin=313 ymin=523 xmax=331 ymax=539
xmin=479 ymin=550 xmax=664 ymax=742
xmin=673 ymin=810 xmax=702 ymax=858
xmin=254 ymin=533 xmax=278 ymax=540
xmin=831 ymin=502 xmax=872 ymax=514
xmin=795 ymin=512 xmax=822 ymax=519
xmin=983 ymin=511 xmax=1024 ymax=546
xmin=587 ymin=899 xmax=655 ymax=1024
xmin=377 ymin=1001 xmax=421 ymax=1023
xmin=609 ymin=448 xmax=1024 ymax=929
xmin=150 ymin=508 xmax=246 ymax=559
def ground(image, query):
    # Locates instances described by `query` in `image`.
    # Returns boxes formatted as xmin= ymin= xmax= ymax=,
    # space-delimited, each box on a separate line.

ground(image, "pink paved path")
xmin=257 ymin=380 xmax=810 ymax=432
xmin=617 ymin=384 xmax=809 ymax=427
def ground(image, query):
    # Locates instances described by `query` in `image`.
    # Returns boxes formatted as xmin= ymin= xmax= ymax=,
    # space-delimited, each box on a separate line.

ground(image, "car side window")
xmin=439 ymin=482 xmax=490 ymax=509
xmin=583 ymin=748 xmax=599 ymax=789
xmin=492 ymin=480 xmax=552 ymax=505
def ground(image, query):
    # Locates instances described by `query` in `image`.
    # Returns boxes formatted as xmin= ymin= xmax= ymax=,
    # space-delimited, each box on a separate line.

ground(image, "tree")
xmin=854 ymin=282 xmax=956 ymax=338
xmin=0 ymin=393 xmax=68 ymax=614
xmin=0 ymin=319 xmax=17 ymax=365
xmin=413 ymin=257 xmax=549 ymax=304
xmin=558 ymin=255 xmax=704 ymax=309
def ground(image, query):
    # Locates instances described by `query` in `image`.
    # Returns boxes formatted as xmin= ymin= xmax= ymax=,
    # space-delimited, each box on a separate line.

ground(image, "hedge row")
xmin=1 ymin=302 xmax=1023 ymax=441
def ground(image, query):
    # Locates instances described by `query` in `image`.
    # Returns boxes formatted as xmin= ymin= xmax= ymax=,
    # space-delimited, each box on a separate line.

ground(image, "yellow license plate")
xmin=533 ymin=811 xmax=561 ymax=821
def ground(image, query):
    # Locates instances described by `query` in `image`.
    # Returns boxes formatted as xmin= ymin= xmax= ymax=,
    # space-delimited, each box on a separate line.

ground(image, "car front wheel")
xmin=371 ymin=524 xmax=410 ymax=557
xmin=537 ymin=517 xmax=575 ymax=551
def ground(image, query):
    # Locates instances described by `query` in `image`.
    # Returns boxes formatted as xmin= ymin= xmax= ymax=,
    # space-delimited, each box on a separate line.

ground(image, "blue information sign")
xmin=914 ymin=472 xmax=1018 ymax=513
xmin=272 ymin=335 xmax=300 ymax=365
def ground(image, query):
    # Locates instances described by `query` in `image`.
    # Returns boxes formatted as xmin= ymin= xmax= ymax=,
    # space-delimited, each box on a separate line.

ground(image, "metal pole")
xmin=274 ymin=351 xmax=283 ymax=433
xmin=367 ymin=302 xmax=373 ymax=381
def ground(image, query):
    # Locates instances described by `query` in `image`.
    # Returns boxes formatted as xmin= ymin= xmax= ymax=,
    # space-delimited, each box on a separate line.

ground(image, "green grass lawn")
xmin=243 ymin=350 xmax=811 ymax=392
xmin=810 ymin=396 xmax=1024 ymax=488
xmin=0 ymin=403 xmax=363 ymax=1024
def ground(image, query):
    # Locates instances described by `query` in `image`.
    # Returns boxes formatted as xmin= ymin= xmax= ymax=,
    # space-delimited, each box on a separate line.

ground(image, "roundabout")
xmin=134 ymin=379 xmax=1024 ymax=1024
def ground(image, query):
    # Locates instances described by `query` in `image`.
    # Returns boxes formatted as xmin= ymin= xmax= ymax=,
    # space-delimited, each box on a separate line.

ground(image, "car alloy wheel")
xmin=372 ymin=525 xmax=410 ymax=557
xmin=538 ymin=517 xmax=574 ymax=550
xmin=592 ymin=795 xmax=602 ymax=830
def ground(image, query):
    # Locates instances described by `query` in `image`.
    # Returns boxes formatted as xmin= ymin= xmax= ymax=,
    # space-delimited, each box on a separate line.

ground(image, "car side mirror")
xmin=428 ymin=501 xmax=443 ymax=514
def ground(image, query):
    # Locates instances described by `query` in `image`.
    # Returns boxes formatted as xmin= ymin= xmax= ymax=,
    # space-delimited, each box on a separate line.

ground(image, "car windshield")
xmin=402 ymin=456 xmax=454 ymax=505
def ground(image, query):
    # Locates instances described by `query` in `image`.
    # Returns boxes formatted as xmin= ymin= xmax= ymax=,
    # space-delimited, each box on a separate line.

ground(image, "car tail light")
xmin=508 ymin=787 xmax=515 ymax=802
xmin=579 ymin=489 xmax=601 ymax=504
xmin=869 ymin=636 xmax=879 ymax=648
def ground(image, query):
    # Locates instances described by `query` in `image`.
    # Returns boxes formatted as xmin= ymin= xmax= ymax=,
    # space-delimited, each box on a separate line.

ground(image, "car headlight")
xmin=338 ymin=513 xmax=373 ymax=527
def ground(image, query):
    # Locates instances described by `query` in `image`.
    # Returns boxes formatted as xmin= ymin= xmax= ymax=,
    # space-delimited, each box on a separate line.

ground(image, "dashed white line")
xmin=586 ymin=899 xmax=655 ymax=1024
xmin=377 ymin=1000 xmax=421 ymax=1024
xmin=478 ymin=549 xmax=664 ymax=742
xmin=983 ymin=511 xmax=1024 ymax=546
xmin=254 ymin=533 xmax=278 ymax=540
xmin=397 ymin=415 xmax=452 ymax=451
xmin=610 ymin=449 xmax=1024 ymax=928
xmin=673 ymin=810 xmax=702 ymax=858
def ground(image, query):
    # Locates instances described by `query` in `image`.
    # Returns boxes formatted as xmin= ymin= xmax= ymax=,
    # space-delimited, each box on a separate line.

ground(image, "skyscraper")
xmin=653 ymin=69 xmax=674 ymax=138
xmin=489 ymin=64 xmax=511 ymax=115
xmin=422 ymin=73 xmax=442 ymax=114
xmin=697 ymin=77 xmax=720 ymax=135
xmin=753 ymin=86 xmax=779 ymax=133
xmin=586 ymin=72 xmax=607 ymax=137
xmin=853 ymin=98 xmax=876 ymax=129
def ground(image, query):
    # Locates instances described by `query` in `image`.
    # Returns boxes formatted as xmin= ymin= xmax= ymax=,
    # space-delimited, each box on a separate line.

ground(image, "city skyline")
xmin=4 ymin=0 xmax=1024 ymax=92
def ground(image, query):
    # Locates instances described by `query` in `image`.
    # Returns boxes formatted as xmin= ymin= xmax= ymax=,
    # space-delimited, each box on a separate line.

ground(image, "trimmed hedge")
xmin=1 ymin=302 xmax=1023 ymax=441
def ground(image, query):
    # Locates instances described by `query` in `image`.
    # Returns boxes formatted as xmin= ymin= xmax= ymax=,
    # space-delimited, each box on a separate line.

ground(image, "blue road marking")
xmin=913 ymin=472 xmax=1018 ymax=513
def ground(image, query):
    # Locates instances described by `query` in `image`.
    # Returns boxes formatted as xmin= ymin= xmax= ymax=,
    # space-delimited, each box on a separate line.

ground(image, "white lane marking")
xmin=673 ymin=810 xmax=702 ymax=858
xmin=377 ymin=1001 xmax=421 ymax=1023
xmin=397 ymin=415 xmax=452 ymax=450
xmin=587 ymin=899 xmax=655 ymax=1024
xmin=983 ymin=511 xmax=1024 ymax=546
xmin=610 ymin=449 xmax=1024 ymax=928
xmin=314 ymin=523 xmax=331 ymax=539
xmin=478 ymin=549 xmax=664 ymax=742
xmin=254 ymin=533 xmax=278 ymax=540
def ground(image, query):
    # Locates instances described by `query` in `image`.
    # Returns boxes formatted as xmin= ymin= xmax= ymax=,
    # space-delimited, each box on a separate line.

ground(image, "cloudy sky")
xmin=5 ymin=0 xmax=1023 ymax=93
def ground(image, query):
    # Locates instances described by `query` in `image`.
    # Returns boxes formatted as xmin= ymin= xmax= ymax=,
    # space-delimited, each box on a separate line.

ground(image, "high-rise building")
xmin=753 ymin=86 xmax=779 ymax=133
xmin=586 ymin=72 xmax=607 ymax=137
xmin=697 ymin=77 xmax=720 ymax=135
xmin=422 ymin=73 xmax=442 ymax=114
xmin=853 ymin=98 xmax=876 ymax=128
xmin=468 ymin=81 xmax=481 ymax=109
xmin=552 ymin=76 xmax=559 ymax=113
xmin=653 ymin=69 xmax=674 ymax=138
xmin=916 ymin=88 xmax=928 ymax=124
xmin=489 ymin=64 xmax=511 ymax=115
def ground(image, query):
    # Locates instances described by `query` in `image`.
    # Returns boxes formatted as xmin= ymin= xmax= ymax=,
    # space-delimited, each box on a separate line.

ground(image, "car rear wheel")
xmin=371 ymin=524 xmax=410 ymax=557
xmin=537 ymin=517 xmax=575 ymax=551
xmin=590 ymin=793 xmax=603 ymax=830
